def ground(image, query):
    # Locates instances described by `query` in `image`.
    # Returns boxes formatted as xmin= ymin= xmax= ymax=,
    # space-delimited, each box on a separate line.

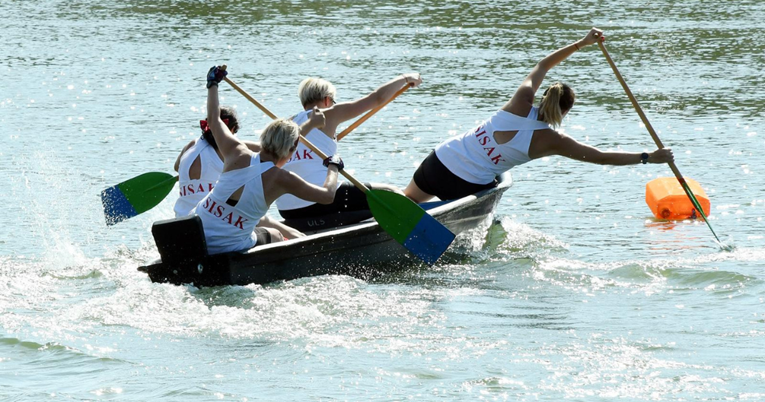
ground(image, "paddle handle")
xmin=336 ymin=82 xmax=413 ymax=141
xmin=597 ymin=41 xmax=686 ymax=177
xmin=222 ymin=77 xmax=370 ymax=193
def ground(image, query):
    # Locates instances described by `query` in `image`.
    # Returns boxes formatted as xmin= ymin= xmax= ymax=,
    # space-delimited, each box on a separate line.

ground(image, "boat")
xmin=138 ymin=172 xmax=512 ymax=286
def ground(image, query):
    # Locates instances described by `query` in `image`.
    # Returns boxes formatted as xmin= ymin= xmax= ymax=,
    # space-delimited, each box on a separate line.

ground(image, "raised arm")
xmin=243 ymin=140 xmax=261 ymax=153
xmin=205 ymin=66 xmax=244 ymax=161
xmin=503 ymin=28 xmax=603 ymax=115
xmin=325 ymin=73 xmax=422 ymax=134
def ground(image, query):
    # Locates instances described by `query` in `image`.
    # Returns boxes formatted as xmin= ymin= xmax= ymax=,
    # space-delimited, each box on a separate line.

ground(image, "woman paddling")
xmin=404 ymin=28 xmax=674 ymax=203
xmin=173 ymin=105 xmax=304 ymax=239
xmin=276 ymin=73 xmax=422 ymax=221
xmin=194 ymin=66 xmax=343 ymax=255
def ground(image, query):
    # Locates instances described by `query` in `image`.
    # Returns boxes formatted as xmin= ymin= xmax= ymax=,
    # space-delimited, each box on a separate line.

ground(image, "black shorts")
xmin=413 ymin=151 xmax=497 ymax=201
xmin=278 ymin=182 xmax=371 ymax=219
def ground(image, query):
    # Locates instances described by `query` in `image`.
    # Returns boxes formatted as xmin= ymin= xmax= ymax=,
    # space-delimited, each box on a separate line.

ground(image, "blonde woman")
xmin=405 ymin=28 xmax=674 ymax=202
xmin=277 ymin=73 xmax=422 ymax=221
xmin=193 ymin=66 xmax=342 ymax=254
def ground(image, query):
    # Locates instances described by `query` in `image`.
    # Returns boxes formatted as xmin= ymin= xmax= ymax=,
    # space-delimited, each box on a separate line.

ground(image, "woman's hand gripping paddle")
xmin=223 ymin=75 xmax=455 ymax=265
xmin=597 ymin=39 xmax=731 ymax=250
xmin=101 ymin=173 xmax=178 ymax=225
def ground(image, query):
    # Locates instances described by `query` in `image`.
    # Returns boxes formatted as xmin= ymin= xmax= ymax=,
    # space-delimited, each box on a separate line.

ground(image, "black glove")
xmin=322 ymin=155 xmax=344 ymax=171
xmin=206 ymin=66 xmax=228 ymax=88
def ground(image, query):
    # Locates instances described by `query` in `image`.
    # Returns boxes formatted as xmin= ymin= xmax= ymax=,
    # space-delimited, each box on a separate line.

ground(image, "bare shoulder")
xmin=273 ymin=168 xmax=305 ymax=186
xmin=528 ymin=128 xmax=568 ymax=159
xmin=502 ymin=85 xmax=535 ymax=116
xmin=180 ymin=138 xmax=198 ymax=154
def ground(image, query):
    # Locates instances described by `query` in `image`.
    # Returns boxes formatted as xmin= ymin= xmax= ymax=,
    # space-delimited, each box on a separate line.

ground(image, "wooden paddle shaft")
xmin=223 ymin=76 xmax=277 ymax=120
xmin=597 ymin=41 xmax=688 ymax=181
xmin=336 ymin=83 xmax=413 ymax=141
xmin=222 ymin=76 xmax=370 ymax=192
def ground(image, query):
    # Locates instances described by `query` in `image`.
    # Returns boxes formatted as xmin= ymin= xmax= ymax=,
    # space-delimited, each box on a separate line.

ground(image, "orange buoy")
xmin=645 ymin=177 xmax=711 ymax=220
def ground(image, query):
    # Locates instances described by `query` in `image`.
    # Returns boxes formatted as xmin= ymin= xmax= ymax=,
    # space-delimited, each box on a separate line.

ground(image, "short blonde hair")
xmin=298 ymin=77 xmax=336 ymax=108
xmin=538 ymin=82 xmax=575 ymax=128
xmin=260 ymin=119 xmax=299 ymax=160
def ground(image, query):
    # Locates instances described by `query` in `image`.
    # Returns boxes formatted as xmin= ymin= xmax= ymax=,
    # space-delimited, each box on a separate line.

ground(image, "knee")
xmin=403 ymin=180 xmax=433 ymax=203
xmin=268 ymin=228 xmax=285 ymax=242
xmin=370 ymin=183 xmax=403 ymax=195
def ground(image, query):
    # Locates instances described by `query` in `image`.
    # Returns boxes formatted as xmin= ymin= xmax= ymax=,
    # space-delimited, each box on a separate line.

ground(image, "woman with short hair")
xmin=277 ymin=73 xmax=422 ymax=221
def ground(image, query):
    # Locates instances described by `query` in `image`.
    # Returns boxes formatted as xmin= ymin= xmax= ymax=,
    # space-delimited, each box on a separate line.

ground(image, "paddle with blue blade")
xmin=223 ymin=75 xmax=455 ymax=265
xmin=101 ymin=172 xmax=178 ymax=226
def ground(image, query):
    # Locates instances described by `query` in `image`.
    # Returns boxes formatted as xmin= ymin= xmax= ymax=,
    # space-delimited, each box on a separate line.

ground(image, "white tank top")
xmin=435 ymin=107 xmax=550 ymax=184
xmin=173 ymin=138 xmax=224 ymax=217
xmin=193 ymin=154 xmax=274 ymax=254
xmin=276 ymin=109 xmax=339 ymax=211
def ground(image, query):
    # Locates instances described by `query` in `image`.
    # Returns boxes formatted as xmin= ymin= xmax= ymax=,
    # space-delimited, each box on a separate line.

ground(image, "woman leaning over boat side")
xmin=276 ymin=73 xmax=423 ymax=221
xmin=193 ymin=66 xmax=342 ymax=255
xmin=173 ymin=104 xmax=303 ymax=239
xmin=404 ymin=28 xmax=674 ymax=203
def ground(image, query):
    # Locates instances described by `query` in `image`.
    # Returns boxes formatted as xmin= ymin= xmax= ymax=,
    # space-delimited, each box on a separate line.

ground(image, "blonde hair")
xmin=298 ymin=77 xmax=336 ymax=108
xmin=538 ymin=82 xmax=575 ymax=128
xmin=260 ymin=119 xmax=299 ymax=160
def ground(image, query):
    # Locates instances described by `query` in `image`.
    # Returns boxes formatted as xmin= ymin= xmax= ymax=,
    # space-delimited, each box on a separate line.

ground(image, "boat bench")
xmin=145 ymin=215 xmax=230 ymax=286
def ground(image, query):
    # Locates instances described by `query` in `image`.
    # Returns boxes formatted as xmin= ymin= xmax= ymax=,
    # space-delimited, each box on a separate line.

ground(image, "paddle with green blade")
xmin=223 ymin=75 xmax=455 ymax=265
xmin=101 ymin=173 xmax=178 ymax=225
xmin=597 ymin=39 xmax=731 ymax=250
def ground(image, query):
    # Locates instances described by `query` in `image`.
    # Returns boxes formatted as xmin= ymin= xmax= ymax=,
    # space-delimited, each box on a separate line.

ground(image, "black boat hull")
xmin=139 ymin=173 xmax=511 ymax=286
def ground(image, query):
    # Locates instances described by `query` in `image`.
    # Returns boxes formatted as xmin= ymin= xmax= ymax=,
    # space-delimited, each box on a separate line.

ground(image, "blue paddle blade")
xmin=401 ymin=212 xmax=456 ymax=265
xmin=365 ymin=189 xmax=455 ymax=265
xmin=101 ymin=172 xmax=176 ymax=226
xmin=101 ymin=185 xmax=138 ymax=226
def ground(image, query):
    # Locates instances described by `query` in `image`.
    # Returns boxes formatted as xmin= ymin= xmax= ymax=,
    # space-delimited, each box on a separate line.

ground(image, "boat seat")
xmin=151 ymin=214 xmax=208 ymax=264
xmin=146 ymin=215 xmax=231 ymax=286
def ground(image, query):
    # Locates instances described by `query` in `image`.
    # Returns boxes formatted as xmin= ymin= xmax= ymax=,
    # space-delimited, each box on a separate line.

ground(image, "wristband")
xmin=641 ymin=152 xmax=649 ymax=164
xmin=323 ymin=155 xmax=344 ymax=171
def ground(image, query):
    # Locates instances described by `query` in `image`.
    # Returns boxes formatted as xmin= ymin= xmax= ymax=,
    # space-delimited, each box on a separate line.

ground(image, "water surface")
xmin=1 ymin=0 xmax=764 ymax=400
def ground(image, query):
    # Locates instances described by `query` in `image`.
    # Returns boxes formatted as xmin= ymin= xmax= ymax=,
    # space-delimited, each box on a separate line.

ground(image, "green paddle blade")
xmin=365 ymin=189 xmax=456 ymax=265
xmin=101 ymin=172 xmax=177 ymax=226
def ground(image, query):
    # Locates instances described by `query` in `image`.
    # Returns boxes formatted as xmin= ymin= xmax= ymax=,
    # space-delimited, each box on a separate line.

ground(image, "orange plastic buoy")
xmin=645 ymin=177 xmax=711 ymax=220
